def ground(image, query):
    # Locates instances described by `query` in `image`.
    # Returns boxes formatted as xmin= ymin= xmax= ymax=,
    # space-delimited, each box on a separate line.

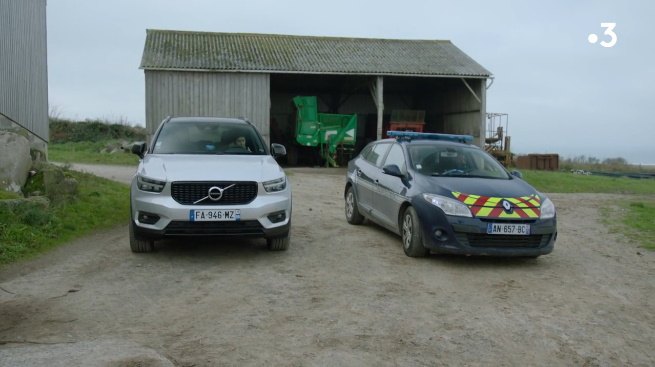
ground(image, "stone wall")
xmin=0 ymin=114 xmax=47 ymax=192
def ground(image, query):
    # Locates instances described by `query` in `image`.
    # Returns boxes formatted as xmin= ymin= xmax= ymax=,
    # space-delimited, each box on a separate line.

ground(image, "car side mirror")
xmin=131 ymin=142 xmax=147 ymax=159
xmin=271 ymin=143 xmax=287 ymax=158
xmin=383 ymin=164 xmax=404 ymax=178
xmin=511 ymin=170 xmax=523 ymax=179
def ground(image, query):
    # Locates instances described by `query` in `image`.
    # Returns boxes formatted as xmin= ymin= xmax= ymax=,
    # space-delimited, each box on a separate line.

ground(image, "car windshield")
xmin=408 ymin=144 xmax=510 ymax=179
xmin=151 ymin=120 xmax=266 ymax=155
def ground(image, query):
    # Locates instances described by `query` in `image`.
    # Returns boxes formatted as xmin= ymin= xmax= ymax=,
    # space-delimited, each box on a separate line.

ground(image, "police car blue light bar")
xmin=387 ymin=131 xmax=474 ymax=144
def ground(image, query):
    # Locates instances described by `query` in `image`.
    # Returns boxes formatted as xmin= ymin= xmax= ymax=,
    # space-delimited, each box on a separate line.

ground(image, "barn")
xmin=140 ymin=30 xmax=491 ymax=165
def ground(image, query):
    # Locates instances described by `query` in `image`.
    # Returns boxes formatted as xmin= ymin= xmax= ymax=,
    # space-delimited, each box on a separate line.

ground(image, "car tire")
xmin=401 ymin=206 xmax=428 ymax=257
xmin=345 ymin=186 xmax=365 ymax=225
xmin=267 ymin=234 xmax=290 ymax=251
xmin=129 ymin=220 xmax=154 ymax=253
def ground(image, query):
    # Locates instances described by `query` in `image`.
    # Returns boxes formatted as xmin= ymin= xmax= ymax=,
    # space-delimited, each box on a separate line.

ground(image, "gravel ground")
xmin=1 ymin=165 xmax=653 ymax=366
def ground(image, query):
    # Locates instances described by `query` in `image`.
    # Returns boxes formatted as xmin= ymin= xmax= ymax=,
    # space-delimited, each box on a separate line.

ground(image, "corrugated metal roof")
xmin=140 ymin=30 xmax=491 ymax=78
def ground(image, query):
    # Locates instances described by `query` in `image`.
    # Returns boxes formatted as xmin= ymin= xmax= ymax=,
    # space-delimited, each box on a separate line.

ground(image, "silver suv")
xmin=129 ymin=117 xmax=291 ymax=252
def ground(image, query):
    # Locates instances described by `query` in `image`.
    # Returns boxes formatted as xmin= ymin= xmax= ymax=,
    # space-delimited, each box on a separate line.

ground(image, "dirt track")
xmin=1 ymin=166 xmax=654 ymax=366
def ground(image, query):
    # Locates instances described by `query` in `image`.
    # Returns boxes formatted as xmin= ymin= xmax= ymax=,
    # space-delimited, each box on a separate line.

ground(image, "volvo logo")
xmin=193 ymin=184 xmax=236 ymax=204
xmin=208 ymin=186 xmax=224 ymax=201
xmin=501 ymin=199 xmax=513 ymax=213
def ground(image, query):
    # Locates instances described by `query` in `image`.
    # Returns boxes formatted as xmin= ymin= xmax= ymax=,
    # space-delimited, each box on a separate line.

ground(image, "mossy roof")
xmin=140 ymin=30 xmax=491 ymax=78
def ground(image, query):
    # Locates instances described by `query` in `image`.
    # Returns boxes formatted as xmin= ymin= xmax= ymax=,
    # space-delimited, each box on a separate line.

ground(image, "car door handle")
xmin=356 ymin=169 xmax=362 ymax=177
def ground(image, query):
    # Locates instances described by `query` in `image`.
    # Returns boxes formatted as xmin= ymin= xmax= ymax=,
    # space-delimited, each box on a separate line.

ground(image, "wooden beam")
xmin=369 ymin=76 xmax=384 ymax=140
xmin=460 ymin=78 xmax=481 ymax=104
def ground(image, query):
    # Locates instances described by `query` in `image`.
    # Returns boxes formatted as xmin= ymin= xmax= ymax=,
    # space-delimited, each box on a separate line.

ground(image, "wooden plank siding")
xmin=0 ymin=0 xmax=49 ymax=142
xmin=440 ymin=78 xmax=487 ymax=146
xmin=145 ymin=71 xmax=271 ymax=142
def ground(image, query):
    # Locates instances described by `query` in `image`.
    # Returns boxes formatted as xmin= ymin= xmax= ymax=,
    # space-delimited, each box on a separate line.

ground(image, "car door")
xmin=372 ymin=143 xmax=409 ymax=232
xmin=355 ymin=142 xmax=391 ymax=217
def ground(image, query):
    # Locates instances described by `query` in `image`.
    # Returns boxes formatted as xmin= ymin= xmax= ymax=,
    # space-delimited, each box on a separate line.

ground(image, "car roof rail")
xmin=387 ymin=131 xmax=474 ymax=144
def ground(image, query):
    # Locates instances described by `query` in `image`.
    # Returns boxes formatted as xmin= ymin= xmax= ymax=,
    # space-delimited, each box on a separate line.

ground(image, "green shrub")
xmin=19 ymin=207 xmax=53 ymax=226
xmin=50 ymin=118 xmax=147 ymax=143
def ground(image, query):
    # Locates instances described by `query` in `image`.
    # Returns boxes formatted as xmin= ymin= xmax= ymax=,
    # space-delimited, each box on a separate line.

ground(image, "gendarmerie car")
xmin=344 ymin=131 xmax=557 ymax=258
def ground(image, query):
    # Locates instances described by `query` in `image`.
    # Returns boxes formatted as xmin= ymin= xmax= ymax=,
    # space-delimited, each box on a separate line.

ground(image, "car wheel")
xmin=345 ymin=186 xmax=365 ymax=225
xmin=401 ymin=206 xmax=428 ymax=257
xmin=129 ymin=220 xmax=154 ymax=253
xmin=267 ymin=234 xmax=290 ymax=251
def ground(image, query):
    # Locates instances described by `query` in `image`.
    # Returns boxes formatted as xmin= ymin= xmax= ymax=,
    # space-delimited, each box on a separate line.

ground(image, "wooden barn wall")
xmin=145 ymin=71 xmax=271 ymax=142
xmin=435 ymin=78 xmax=486 ymax=146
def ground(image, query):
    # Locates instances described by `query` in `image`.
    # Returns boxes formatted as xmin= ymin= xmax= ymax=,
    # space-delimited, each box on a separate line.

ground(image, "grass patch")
xmin=0 ymin=168 xmax=129 ymax=265
xmin=621 ymin=201 xmax=655 ymax=250
xmin=0 ymin=191 xmax=22 ymax=200
xmin=601 ymin=200 xmax=655 ymax=251
xmin=49 ymin=141 xmax=139 ymax=165
xmin=522 ymin=170 xmax=655 ymax=250
xmin=520 ymin=170 xmax=655 ymax=195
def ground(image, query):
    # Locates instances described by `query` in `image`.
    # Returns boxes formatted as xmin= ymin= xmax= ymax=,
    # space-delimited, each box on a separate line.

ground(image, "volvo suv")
xmin=129 ymin=116 xmax=291 ymax=252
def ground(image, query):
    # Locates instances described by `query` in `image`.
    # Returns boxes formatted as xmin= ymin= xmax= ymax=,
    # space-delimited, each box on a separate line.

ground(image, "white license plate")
xmin=487 ymin=223 xmax=530 ymax=235
xmin=190 ymin=209 xmax=240 ymax=222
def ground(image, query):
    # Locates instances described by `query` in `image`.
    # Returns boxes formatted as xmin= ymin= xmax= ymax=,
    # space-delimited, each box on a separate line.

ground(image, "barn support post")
xmin=479 ymin=79 xmax=487 ymax=147
xmin=370 ymin=76 xmax=384 ymax=140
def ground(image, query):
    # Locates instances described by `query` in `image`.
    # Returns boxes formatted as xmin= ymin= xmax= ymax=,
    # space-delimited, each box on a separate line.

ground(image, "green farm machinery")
xmin=293 ymin=96 xmax=357 ymax=167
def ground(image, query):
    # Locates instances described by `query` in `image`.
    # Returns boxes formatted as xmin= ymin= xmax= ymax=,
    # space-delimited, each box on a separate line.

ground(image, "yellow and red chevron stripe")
xmin=451 ymin=192 xmax=541 ymax=219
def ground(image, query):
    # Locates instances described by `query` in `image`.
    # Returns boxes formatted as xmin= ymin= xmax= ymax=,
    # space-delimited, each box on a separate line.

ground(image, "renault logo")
xmin=501 ymin=199 xmax=513 ymax=213
xmin=193 ymin=184 xmax=236 ymax=204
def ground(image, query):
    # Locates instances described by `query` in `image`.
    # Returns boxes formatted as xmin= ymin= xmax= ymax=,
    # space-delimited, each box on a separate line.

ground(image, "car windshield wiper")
xmin=440 ymin=169 xmax=468 ymax=176
xmin=464 ymin=174 xmax=503 ymax=179
xmin=433 ymin=170 xmax=509 ymax=179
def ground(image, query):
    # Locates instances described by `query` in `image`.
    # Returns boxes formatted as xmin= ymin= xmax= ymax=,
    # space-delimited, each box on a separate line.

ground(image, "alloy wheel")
xmin=402 ymin=213 xmax=412 ymax=250
xmin=346 ymin=192 xmax=354 ymax=219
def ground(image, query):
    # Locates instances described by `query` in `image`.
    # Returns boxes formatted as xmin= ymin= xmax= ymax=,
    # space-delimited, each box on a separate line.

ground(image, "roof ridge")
xmin=145 ymin=29 xmax=453 ymax=43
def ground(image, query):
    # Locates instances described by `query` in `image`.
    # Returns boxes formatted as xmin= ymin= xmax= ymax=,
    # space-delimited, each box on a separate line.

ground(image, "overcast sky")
xmin=46 ymin=0 xmax=654 ymax=164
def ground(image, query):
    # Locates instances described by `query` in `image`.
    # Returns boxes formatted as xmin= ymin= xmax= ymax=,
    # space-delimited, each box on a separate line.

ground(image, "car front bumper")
xmin=131 ymin=184 xmax=291 ymax=240
xmin=413 ymin=199 xmax=556 ymax=257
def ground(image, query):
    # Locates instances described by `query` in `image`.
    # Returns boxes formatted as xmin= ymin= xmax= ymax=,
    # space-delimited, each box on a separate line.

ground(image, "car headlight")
xmin=137 ymin=175 xmax=166 ymax=193
xmin=422 ymin=194 xmax=472 ymax=217
xmin=263 ymin=177 xmax=286 ymax=193
xmin=540 ymin=197 xmax=556 ymax=219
